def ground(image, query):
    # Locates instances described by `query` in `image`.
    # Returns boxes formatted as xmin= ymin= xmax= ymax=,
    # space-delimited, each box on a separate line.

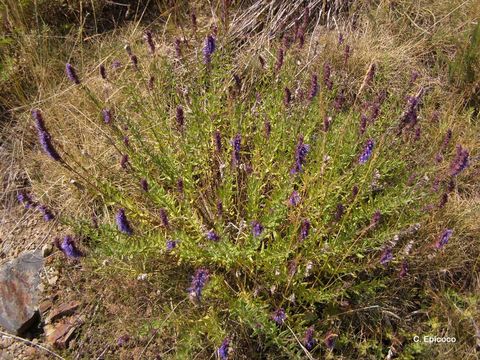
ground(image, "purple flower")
xmin=116 ymin=208 xmax=133 ymax=235
xmin=323 ymin=63 xmax=333 ymax=90
xmin=176 ymin=105 xmax=185 ymax=131
xmin=130 ymin=54 xmax=138 ymax=70
xmin=333 ymin=89 xmax=346 ymax=111
xmin=177 ymin=177 xmax=184 ymax=195
xmin=231 ymin=133 xmax=241 ymax=165
xmin=359 ymin=114 xmax=368 ymax=135
xmin=303 ymin=326 xmax=316 ymax=351
xmin=99 ymin=64 xmax=107 ymax=79
xmin=438 ymin=192 xmax=448 ymax=209
xmin=160 ymin=208 xmax=170 ymax=228
xmin=148 ymin=76 xmax=155 ymax=90
xmin=38 ymin=205 xmax=54 ymax=221
xmin=290 ymin=136 xmax=310 ymax=174
xmin=338 ymin=33 xmax=344 ymax=45
xmin=140 ymin=178 xmax=148 ymax=192
xmin=102 ymin=109 xmax=112 ymax=124
xmin=358 ymin=139 xmax=374 ymax=164
xmin=352 ymin=185 xmax=359 ymax=198
xmin=449 ymin=145 xmax=469 ymax=176
xmin=288 ymin=190 xmax=301 ymax=206
xmin=112 ymin=60 xmax=122 ymax=69
xmin=17 ymin=192 xmax=35 ymax=209
xmin=188 ymin=268 xmax=209 ymax=301
xmin=174 ymin=38 xmax=182 ymax=58
xmin=380 ymin=247 xmax=393 ymax=265
xmin=206 ymin=230 xmax=220 ymax=242
xmin=166 ymin=239 xmax=178 ymax=251
xmin=441 ymin=129 xmax=452 ymax=151
xmin=370 ymin=210 xmax=381 ymax=227
xmin=435 ymin=229 xmax=453 ymax=249
xmin=59 ymin=235 xmax=83 ymax=259
xmin=299 ymin=219 xmax=311 ymax=241
xmin=218 ymin=338 xmax=230 ymax=360
xmin=272 ymin=308 xmax=286 ymax=325
xmin=251 ymin=221 xmax=264 ymax=237
xmin=264 ymin=121 xmax=271 ymax=139
xmin=275 ymin=47 xmax=284 ymax=72
xmin=123 ymin=136 xmax=129 ymax=146
xmin=144 ymin=30 xmax=155 ymax=54
xmin=308 ymin=74 xmax=319 ymax=101
xmin=214 ymin=130 xmax=222 ymax=153
xmin=332 ymin=203 xmax=344 ymax=221
xmin=399 ymin=260 xmax=408 ymax=278
xmin=203 ymin=35 xmax=216 ymax=64
xmin=217 ymin=200 xmax=223 ymax=217
xmin=414 ymin=126 xmax=421 ymax=141
xmin=31 ymin=109 xmax=62 ymax=161
xmin=117 ymin=334 xmax=130 ymax=347
xmin=120 ymin=154 xmax=129 ymax=169
xmin=398 ymin=96 xmax=420 ymax=133
xmin=191 ymin=12 xmax=197 ymax=32
xmin=65 ymin=63 xmax=80 ymax=84
xmin=284 ymin=87 xmax=292 ymax=107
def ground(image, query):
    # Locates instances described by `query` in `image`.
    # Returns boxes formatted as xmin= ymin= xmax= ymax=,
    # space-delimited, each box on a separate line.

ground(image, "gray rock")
xmin=0 ymin=250 xmax=43 ymax=335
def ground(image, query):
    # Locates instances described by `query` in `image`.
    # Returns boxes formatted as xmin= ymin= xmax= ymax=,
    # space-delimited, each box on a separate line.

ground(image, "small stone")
xmin=0 ymin=250 xmax=43 ymax=335
xmin=48 ymin=276 xmax=58 ymax=286
xmin=41 ymin=244 xmax=53 ymax=258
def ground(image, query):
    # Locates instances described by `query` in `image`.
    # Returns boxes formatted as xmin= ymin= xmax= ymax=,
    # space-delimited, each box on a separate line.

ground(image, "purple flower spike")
xmin=358 ymin=139 xmax=374 ymax=164
xmin=188 ymin=268 xmax=209 ymax=301
xmin=214 ymin=130 xmax=222 ymax=153
xmin=370 ymin=210 xmax=381 ymax=227
xmin=117 ymin=334 xmax=130 ymax=347
xmin=116 ymin=208 xmax=133 ymax=235
xmin=160 ymin=208 xmax=170 ymax=228
xmin=303 ymin=326 xmax=317 ymax=351
xmin=308 ymin=74 xmax=319 ymax=101
xmin=166 ymin=239 xmax=178 ymax=251
xmin=288 ymin=190 xmax=301 ymax=206
xmin=176 ymin=105 xmax=185 ymax=131
xmin=102 ymin=109 xmax=112 ymax=124
xmin=323 ymin=116 xmax=332 ymax=132
xmin=284 ymin=87 xmax=292 ymax=107
xmin=120 ymin=154 xmax=129 ymax=169
xmin=251 ymin=221 xmax=264 ymax=237
xmin=441 ymin=129 xmax=452 ymax=151
xmin=144 ymin=30 xmax=155 ymax=54
xmin=112 ymin=60 xmax=122 ymax=69
xmin=217 ymin=200 xmax=223 ymax=217
xmin=449 ymin=145 xmax=469 ymax=176
xmin=140 ymin=178 xmax=148 ymax=192
xmin=299 ymin=219 xmax=311 ymax=241
xmin=123 ymin=136 xmax=129 ymax=146
xmin=177 ymin=177 xmax=184 ymax=195
xmin=174 ymin=38 xmax=182 ymax=58
xmin=359 ymin=114 xmax=368 ymax=135
xmin=59 ymin=235 xmax=83 ymax=259
xmin=290 ymin=136 xmax=310 ymax=174
xmin=435 ymin=229 xmax=453 ymax=249
xmin=65 ymin=63 xmax=80 ymax=84
xmin=206 ymin=230 xmax=220 ymax=242
xmin=275 ymin=47 xmax=284 ymax=72
xmin=272 ymin=308 xmax=286 ymax=325
xmin=334 ymin=203 xmax=344 ymax=222
xmin=38 ymin=205 xmax=54 ymax=221
xmin=203 ymin=35 xmax=216 ymax=64
xmin=218 ymin=338 xmax=230 ymax=360
xmin=264 ymin=121 xmax=271 ymax=139
xmin=380 ymin=247 xmax=393 ymax=265
xmin=17 ymin=192 xmax=35 ymax=209
xmin=352 ymin=185 xmax=359 ymax=198
xmin=231 ymin=133 xmax=241 ymax=165
xmin=130 ymin=54 xmax=138 ymax=70
xmin=31 ymin=109 xmax=62 ymax=161
xmin=99 ymin=64 xmax=107 ymax=79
